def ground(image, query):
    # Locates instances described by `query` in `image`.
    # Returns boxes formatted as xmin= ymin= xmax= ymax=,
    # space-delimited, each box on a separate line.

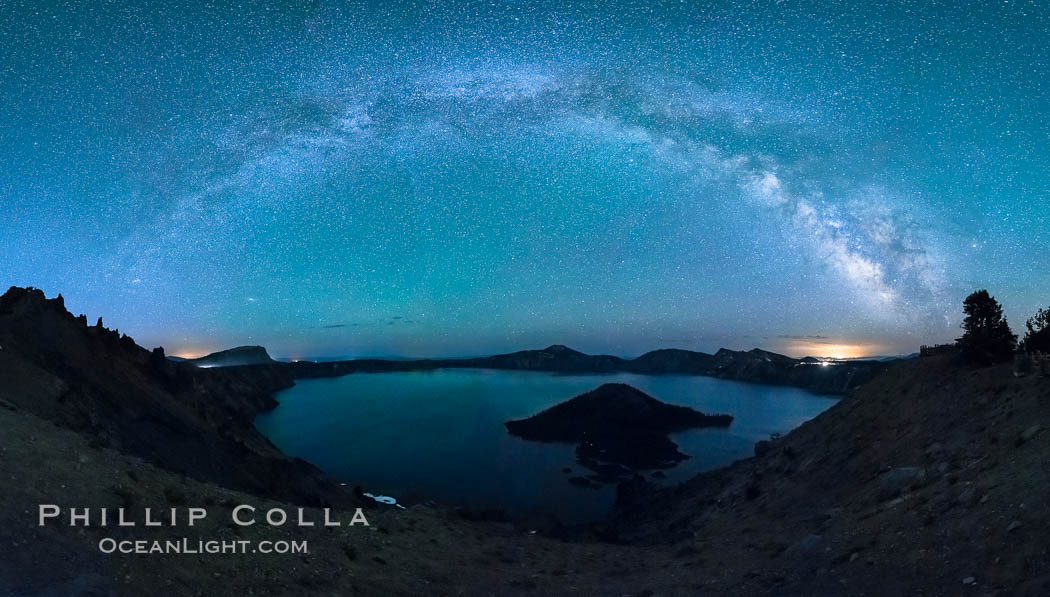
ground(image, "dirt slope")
xmin=610 ymin=355 xmax=1050 ymax=595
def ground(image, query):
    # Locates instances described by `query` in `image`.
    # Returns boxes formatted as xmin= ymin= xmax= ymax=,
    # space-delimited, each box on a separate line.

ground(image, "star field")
xmin=1 ymin=0 xmax=1047 ymax=358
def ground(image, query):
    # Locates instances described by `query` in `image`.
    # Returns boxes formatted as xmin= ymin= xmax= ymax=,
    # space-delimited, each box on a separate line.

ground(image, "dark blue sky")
xmin=2 ymin=0 xmax=1047 ymax=359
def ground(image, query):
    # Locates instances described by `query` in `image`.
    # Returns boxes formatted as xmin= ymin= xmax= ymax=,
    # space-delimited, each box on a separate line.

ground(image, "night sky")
xmin=2 ymin=1 xmax=1047 ymax=359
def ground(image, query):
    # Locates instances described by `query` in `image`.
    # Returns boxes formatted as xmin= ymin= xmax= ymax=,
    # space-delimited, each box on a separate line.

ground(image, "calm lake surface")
xmin=254 ymin=369 xmax=835 ymax=522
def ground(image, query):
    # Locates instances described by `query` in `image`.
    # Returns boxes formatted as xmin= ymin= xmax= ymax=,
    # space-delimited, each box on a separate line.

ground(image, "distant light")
xmin=787 ymin=341 xmax=873 ymax=360
xmin=171 ymin=352 xmax=206 ymax=359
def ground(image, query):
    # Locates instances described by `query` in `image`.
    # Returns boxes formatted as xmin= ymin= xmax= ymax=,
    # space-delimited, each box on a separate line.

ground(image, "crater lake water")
xmin=254 ymin=369 xmax=835 ymax=522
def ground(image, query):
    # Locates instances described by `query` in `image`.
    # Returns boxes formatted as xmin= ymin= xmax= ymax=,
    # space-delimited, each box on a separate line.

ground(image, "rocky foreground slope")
xmin=2 ymin=286 xmax=1048 ymax=595
xmin=0 ymin=287 xmax=353 ymax=508
xmin=608 ymin=355 xmax=1050 ymax=595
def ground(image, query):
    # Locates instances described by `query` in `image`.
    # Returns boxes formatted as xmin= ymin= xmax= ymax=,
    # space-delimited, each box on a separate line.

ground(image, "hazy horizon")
xmin=167 ymin=327 xmax=904 ymax=361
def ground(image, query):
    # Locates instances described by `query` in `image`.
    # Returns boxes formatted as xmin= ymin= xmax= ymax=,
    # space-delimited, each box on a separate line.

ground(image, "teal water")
xmin=254 ymin=369 xmax=835 ymax=522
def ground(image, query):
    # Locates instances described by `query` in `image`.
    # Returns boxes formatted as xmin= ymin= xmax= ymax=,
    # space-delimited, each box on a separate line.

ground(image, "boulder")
xmin=879 ymin=467 xmax=927 ymax=501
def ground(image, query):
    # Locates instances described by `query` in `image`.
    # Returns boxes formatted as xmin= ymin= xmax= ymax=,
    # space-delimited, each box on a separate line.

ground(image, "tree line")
xmin=957 ymin=289 xmax=1050 ymax=364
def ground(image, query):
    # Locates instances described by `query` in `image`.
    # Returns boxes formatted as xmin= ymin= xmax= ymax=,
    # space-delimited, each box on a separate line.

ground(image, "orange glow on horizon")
xmin=783 ymin=341 xmax=880 ymax=359
xmin=169 ymin=350 xmax=209 ymax=359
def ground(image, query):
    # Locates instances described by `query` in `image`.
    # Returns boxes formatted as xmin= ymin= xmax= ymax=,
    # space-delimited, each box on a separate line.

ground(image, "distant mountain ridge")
xmin=192 ymin=343 xmax=898 ymax=394
xmin=188 ymin=345 xmax=275 ymax=367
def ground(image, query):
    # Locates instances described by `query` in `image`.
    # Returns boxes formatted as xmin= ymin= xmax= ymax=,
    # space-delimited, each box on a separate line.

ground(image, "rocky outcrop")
xmin=505 ymin=383 xmax=732 ymax=476
xmin=188 ymin=345 xmax=276 ymax=367
xmin=0 ymin=286 xmax=355 ymax=508
xmin=506 ymin=383 xmax=733 ymax=439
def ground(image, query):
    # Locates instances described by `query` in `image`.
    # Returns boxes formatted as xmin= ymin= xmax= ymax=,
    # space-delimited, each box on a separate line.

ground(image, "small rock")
xmin=1017 ymin=425 xmax=1042 ymax=445
xmin=1008 ymin=520 xmax=1022 ymax=532
xmin=962 ymin=576 xmax=975 ymax=585
xmin=51 ymin=574 xmax=110 ymax=596
xmin=879 ymin=467 xmax=927 ymax=501
xmin=792 ymin=534 xmax=822 ymax=557
xmin=673 ymin=544 xmax=697 ymax=558
xmin=163 ymin=485 xmax=188 ymax=505
xmin=567 ymin=476 xmax=599 ymax=489
xmin=823 ymin=507 xmax=844 ymax=519
xmin=849 ymin=552 xmax=859 ymax=563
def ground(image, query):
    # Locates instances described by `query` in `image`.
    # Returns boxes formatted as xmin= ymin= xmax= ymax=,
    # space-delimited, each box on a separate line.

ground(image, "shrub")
xmin=1021 ymin=307 xmax=1050 ymax=353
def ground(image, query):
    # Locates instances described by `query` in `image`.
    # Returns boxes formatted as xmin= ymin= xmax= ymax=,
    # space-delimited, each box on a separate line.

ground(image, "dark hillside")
xmin=608 ymin=355 xmax=1050 ymax=594
xmin=0 ymin=287 xmax=354 ymax=508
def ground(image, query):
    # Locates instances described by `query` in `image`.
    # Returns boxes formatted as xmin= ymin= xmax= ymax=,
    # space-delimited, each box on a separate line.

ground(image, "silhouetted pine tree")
xmin=956 ymin=290 xmax=1017 ymax=364
xmin=1021 ymin=307 xmax=1050 ymax=353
